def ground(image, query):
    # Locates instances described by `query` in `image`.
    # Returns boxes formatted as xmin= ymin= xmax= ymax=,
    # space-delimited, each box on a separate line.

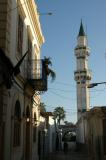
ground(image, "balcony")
xmin=24 ymin=59 xmax=47 ymax=91
xmin=74 ymin=69 xmax=92 ymax=81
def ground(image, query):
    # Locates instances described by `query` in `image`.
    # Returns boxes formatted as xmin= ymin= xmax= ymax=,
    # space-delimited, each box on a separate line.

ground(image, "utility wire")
xmin=49 ymin=80 xmax=75 ymax=87
xmin=44 ymin=103 xmax=77 ymax=110
xmin=50 ymin=81 xmax=106 ymax=93
xmin=55 ymin=81 xmax=75 ymax=86
xmin=49 ymin=90 xmax=76 ymax=101
xmin=49 ymin=85 xmax=106 ymax=93
xmin=45 ymin=105 xmax=77 ymax=111
xmin=44 ymin=88 xmax=105 ymax=102
xmin=90 ymin=88 xmax=106 ymax=92
xmin=48 ymin=87 xmax=76 ymax=93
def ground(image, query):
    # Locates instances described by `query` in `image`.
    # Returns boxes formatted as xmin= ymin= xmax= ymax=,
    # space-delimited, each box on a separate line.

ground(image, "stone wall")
xmin=0 ymin=0 xmax=11 ymax=54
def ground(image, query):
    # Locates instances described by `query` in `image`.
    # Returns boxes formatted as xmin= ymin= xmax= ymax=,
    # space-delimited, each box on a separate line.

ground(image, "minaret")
xmin=74 ymin=21 xmax=91 ymax=120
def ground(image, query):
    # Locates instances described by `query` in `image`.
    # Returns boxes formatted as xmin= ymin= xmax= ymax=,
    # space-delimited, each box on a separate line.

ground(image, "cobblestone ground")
xmin=45 ymin=151 xmax=91 ymax=160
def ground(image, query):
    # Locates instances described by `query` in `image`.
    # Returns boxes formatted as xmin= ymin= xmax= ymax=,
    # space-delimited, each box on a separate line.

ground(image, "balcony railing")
xmin=24 ymin=59 xmax=47 ymax=91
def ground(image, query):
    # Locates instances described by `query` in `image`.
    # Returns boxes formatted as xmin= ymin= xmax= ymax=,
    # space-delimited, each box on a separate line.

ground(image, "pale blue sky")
xmin=36 ymin=0 xmax=106 ymax=123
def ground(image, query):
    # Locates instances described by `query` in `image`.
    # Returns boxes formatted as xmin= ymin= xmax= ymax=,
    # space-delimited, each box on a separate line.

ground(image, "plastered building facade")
xmin=0 ymin=0 xmax=44 ymax=160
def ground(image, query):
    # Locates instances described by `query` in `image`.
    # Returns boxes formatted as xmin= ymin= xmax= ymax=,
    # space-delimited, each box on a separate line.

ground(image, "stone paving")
xmin=45 ymin=151 xmax=91 ymax=160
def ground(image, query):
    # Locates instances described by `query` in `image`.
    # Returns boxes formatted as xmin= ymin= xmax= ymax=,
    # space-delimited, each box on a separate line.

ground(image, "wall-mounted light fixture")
xmin=37 ymin=11 xmax=53 ymax=16
xmin=87 ymin=82 xmax=106 ymax=88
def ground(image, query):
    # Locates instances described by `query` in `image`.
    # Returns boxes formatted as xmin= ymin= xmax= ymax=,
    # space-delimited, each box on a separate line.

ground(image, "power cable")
xmin=43 ymin=102 xmax=76 ymax=109
xmin=49 ymin=90 xmax=76 ymax=101
xmin=90 ymin=88 xmax=106 ymax=93
xmin=55 ymin=81 xmax=75 ymax=86
xmin=49 ymin=80 xmax=75 ymax=87
xmin=48 ymin=87 xmax=76 ymax=93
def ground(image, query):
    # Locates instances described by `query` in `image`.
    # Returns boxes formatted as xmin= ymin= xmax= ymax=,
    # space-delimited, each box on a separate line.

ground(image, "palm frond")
xmin=48 ymin=68 xmax=56 ymax=82
xmin=43 ymin=56 xmax=56 ymax=81
xmin=44 ymin=56 xmax=52 ymax=66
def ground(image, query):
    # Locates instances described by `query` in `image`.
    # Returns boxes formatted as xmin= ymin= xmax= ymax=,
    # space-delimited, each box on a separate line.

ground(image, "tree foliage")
xmin=43 ymin=57 xmax=56 ymax=82
xmin=39 ymin=102 xmax=46 ymax=113
xmin=53 ymin=106 xmax=66 ymax=125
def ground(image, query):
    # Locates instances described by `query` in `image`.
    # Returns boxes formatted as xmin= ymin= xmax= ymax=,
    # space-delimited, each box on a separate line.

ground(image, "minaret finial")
xmin=78 ymin=20 xmax=85 ymax=37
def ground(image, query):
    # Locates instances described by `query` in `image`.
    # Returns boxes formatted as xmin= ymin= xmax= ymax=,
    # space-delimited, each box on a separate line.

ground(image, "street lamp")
xmin=87 ymin=82 xmax=106 ymax=88
xmin=38 ymin=12 xmax=53 ymax=16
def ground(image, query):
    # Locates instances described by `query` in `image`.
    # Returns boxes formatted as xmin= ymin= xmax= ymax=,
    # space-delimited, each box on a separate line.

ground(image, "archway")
xmin=62 ymin=131 xmax=76 ymax=142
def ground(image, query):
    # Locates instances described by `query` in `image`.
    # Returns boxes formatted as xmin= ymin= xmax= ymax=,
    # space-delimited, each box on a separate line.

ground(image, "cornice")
xmin=18 ymin=0 xmax=44 ymax=47
xmin=25 ymin=0 xmax=44 ymax=47
xmin=18 ymin=0 xmax=26 ymax=19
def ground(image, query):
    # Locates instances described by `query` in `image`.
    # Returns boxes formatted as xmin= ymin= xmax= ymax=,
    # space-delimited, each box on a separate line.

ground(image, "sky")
xmin=36 ymin=0 xmax=106 ymax=123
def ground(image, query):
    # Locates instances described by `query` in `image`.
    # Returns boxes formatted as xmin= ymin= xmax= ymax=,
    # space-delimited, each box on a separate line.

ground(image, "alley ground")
xmin=45 ymin=151 xmax=91 ymax=160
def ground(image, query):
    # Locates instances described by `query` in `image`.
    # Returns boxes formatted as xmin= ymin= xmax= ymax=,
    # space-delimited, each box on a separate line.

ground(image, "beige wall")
xmin=0 ymin=0 xmax=44 ymax=160
xmin=77 ymin=107 xmax=106 ymax=160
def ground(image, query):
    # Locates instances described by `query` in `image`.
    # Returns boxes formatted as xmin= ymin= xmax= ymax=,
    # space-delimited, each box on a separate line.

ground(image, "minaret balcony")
xmin=75 ymin=46 xmax=90 ymax=57
xmin=24 ymin=59 xmax=47 ymax=91
xmin=74 ymin=69 xmax=92 ymax=81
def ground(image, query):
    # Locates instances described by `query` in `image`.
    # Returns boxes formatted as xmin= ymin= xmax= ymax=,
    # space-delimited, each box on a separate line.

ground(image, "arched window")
xmin=13 ymin=100 xmax=21 ymax=147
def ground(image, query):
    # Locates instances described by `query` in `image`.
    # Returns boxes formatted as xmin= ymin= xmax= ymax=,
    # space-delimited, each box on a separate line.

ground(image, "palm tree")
xmin=54 ymin=106 xmax=66 ymax=125
xmin=43 ymin=57 xmax=56 ymax=82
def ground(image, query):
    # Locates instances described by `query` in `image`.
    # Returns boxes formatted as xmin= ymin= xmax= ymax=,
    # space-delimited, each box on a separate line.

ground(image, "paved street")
xmin=45 ymin=151 xmax=91 ymax=160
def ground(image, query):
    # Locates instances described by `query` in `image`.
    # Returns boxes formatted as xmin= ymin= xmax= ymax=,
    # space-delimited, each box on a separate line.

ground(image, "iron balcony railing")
xmin=24 ymin=59 xmax=47 ymax=91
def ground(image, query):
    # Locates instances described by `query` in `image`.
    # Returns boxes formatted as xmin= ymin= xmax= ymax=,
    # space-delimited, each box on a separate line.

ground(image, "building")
xmin=0 ymin=0 xmax=48 ymax=160
xmin=45 ymin=112 xmax=56 ymax=153
xmin=74 ymin=22 xmax=106 ymax=160
xmin=38 ymin=112 xmax=57 ymax=160
xmin=74 ymin=21 xmax=91 ymax=120
xmin=79 ymin=107 xmax=106 ymax=160
xmin=74 ymin=21 xmax=91 ymax=147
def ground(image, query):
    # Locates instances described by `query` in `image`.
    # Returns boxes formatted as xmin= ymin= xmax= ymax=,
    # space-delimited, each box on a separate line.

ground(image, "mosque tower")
xmin=74 ymin=21 xmax=91 ymax=120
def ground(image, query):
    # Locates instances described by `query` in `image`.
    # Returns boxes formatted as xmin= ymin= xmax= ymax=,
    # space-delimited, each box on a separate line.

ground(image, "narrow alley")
xmin=45 ymin=151 xmax=91 ymax=160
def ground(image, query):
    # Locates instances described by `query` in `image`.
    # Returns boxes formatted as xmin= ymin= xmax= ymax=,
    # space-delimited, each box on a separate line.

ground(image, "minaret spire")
xmin=78 ymin=20 xmax=85 ymax=37
xmin=74 ymin=22 xmax=91 ymax=120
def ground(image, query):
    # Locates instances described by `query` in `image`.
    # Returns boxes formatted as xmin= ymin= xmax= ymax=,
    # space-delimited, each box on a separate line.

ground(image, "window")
xmin=13 ymin=100 xmax=21 ymax=147
xmin=27 ymin=37 xmax=32 ymax=78
xmin=28 ymin=37 xmax=32 ymax=61
xmin=17 ymin=14 xmax=23 ymax=57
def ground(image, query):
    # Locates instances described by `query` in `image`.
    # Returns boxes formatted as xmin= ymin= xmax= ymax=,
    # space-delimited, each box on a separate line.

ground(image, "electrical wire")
xmin=49 ymin=90 xmax=76 ymax=101
xmin=43 ymin=87 xmax=106 ymax=106
xmin=48 ymin=87 xmax=76 ymax=92
xmin=45 ymin=105 xmax=77 ymax=111
xmin=55 ymin=81 xmax=75 ymax=86
xmin=90 ymin=88 xmax=106 ymax=92
xmin=49 ymin=82 xmax=106 ymax=93
xmin=49 ymin=80 xmax=75 ymax=87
